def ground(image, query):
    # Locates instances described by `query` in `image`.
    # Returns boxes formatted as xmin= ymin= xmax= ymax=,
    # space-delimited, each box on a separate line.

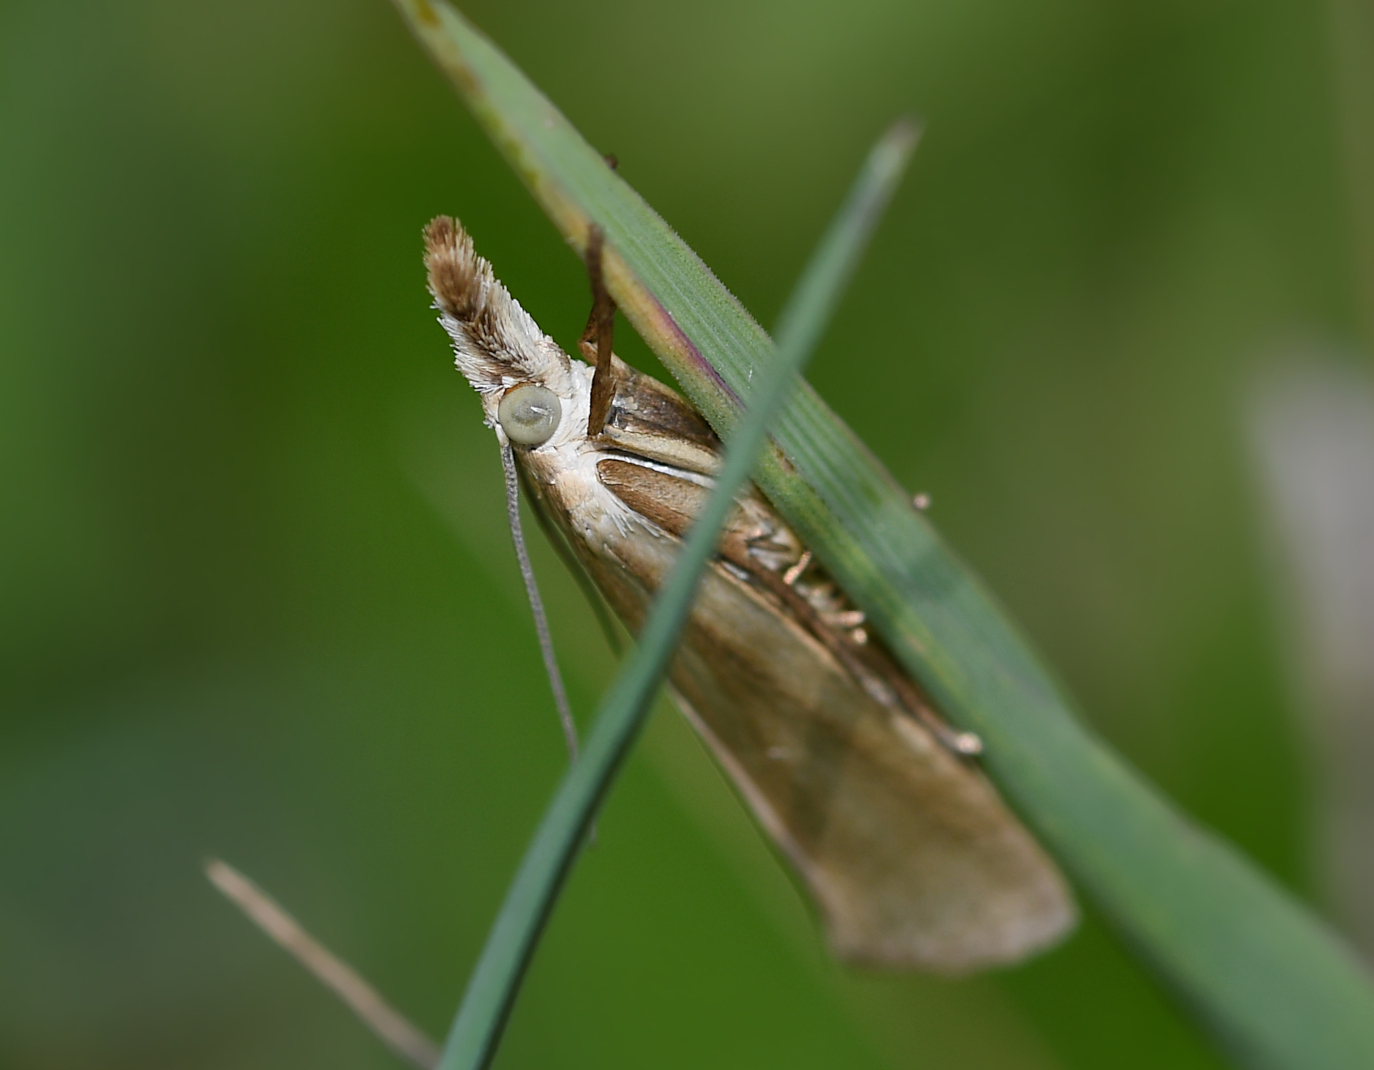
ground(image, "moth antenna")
xmin=518 ymin=463 xmax=626 ymax=658
xmin=501 ymin=441 xmax=580 ymax=763
xmin=579 ymin=225 xmax=617 ymax=436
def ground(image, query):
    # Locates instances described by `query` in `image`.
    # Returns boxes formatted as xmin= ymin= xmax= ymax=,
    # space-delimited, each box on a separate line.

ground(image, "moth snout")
xmin=498 ymin=382 xmax=563 ymax=447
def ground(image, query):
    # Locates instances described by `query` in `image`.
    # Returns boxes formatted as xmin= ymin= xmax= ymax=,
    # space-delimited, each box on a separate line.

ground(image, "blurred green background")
xmin=3 ymin=0 xmax=1371 ymax=1067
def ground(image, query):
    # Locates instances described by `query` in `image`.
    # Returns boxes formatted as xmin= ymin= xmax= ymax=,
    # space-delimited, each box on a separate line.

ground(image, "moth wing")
xmin=573 ymin=521 xmax=1076 ymax=972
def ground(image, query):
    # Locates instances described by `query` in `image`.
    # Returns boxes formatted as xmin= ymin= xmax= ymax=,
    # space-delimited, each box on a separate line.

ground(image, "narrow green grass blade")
xmin=433 ymin=108 xmax=917 ymax=1070
xmin=393 ymin=2 xmax=1374 ymax=1067
xmin=771 ymin=116 xmax=920 ymax=352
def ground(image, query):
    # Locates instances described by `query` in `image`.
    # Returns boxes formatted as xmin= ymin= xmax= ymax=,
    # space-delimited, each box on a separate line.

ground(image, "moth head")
xmin=423 ymin=216 xmax=575 ymax=407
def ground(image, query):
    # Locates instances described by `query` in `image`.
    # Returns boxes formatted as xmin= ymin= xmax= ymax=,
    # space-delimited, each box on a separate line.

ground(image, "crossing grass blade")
xmin=392 ymin=2 xmax=1374 ymax=1067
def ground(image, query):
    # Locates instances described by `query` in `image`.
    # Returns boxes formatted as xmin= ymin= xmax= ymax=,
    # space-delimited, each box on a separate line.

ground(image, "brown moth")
xmin=423 ymin=215 xmax=1076 ymax=971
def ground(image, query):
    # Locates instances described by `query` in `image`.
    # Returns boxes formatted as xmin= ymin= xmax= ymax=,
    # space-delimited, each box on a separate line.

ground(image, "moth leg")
xmin=579 ymin=225 xmax=618 ymax=437
xmin=782 ymin=550 xmax=813 ymax=586
xmin=718 ymin=532 xmax=885 ymax=693
xmin=879 ymin=658 xmax=984 ymax=757
xmin=722 ymin=533 xmax=982 ymax=757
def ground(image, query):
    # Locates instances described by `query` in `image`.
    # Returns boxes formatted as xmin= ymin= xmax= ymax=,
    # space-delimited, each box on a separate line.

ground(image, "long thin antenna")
xmin=206 ymin=858 xmax=440 ymax=1070
xmin=519 ymin=464 xmax=625 ymax=658
xmin=501 ymin=441 xmax=580 ymax=761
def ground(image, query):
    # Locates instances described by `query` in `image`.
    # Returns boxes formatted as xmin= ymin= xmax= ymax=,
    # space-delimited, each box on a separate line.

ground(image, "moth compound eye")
xmin=497 ymin=384 xmax=562 ymax=446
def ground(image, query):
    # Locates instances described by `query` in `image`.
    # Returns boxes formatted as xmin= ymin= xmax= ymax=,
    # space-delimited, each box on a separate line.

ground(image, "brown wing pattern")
xmin=513 ymin=358 xmax=1075 ymax=971
xmin=533 ymin=473 xmax=1075 ymax=971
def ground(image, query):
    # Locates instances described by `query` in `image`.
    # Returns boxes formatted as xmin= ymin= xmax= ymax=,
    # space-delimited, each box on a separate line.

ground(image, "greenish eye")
xmin=498 ymin=384 xmax=562 ymax=446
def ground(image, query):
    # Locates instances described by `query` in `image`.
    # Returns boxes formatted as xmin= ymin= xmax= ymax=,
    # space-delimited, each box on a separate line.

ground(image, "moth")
xmin=423 ymin=215 xmax=1076 ymax=971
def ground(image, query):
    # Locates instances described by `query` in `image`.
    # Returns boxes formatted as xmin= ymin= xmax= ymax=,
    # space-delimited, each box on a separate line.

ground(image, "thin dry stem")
xmin=206 ymin=858 xmax=440 ymax=1070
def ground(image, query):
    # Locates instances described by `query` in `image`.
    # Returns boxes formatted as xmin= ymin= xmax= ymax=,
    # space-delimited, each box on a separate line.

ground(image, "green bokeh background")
xmin=2 ymin=1 xmax=1368 ymax=1067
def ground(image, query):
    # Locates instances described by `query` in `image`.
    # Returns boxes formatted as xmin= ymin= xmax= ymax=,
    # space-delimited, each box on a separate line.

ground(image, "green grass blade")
xmin=771 ymin=116 xmax=920 ymax=352
xmin=393 ymin=2 xmax=1374 ymax=1067
xmin=432 ymin=109 xmax=916 ymax=1070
